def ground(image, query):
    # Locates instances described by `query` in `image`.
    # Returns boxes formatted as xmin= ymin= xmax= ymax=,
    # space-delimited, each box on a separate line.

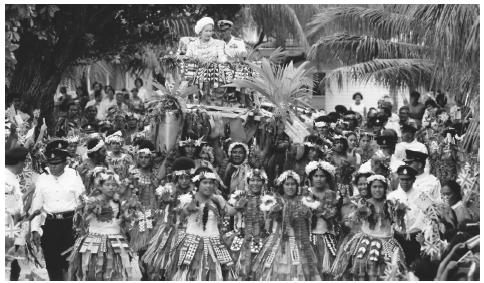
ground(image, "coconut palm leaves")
xmin=151 ymin=79 xmax=199 ymax=100
xmin=307 ymin=4 xmax=479 ymax=105
xmin=224 ymin=58 xmax=315 ymax=117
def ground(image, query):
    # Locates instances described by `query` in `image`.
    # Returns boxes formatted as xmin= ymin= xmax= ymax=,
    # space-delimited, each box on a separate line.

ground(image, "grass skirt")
xmin=128 ymin=208 xmax=160 ymax=253
xmin=251 ymin=233 xmax=322 ymax=281
xmin=67 ymin=233 xmax=133 ymax=281
xmin=223 ymin=232 xmax=263 ymax=280
xmin=164 ymin=233 xmax=235 ymax=281
xmin=141 ymin=222 xmax=184 ymax=280
xmin=331 ymin=232 xmax=407 ymax=280
xmin=311 ymin=233 xmax=338 ymax=279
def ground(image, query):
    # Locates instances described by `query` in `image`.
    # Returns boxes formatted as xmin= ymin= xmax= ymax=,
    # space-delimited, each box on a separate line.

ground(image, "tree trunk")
xmin=9 ymin=33 xmax=80 ymax=136
xmin=389 ymin=83 xmax=398 ymax=113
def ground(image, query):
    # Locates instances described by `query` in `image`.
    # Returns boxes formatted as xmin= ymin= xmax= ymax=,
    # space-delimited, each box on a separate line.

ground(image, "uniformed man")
xmin=30 ymin=139 xmax=85 ymax=280
xmin=404 ymin=148 xmax=442 ymax=203
xmin=387 ymin=165 xmax=422 ymax=265
xmin=217 ymin=20 xmax=247 ymax=59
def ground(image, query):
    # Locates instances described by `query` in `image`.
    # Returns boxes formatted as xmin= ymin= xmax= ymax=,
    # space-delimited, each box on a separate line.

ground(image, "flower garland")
xmin=86 ymin=139 xmax=105 ymax=154
xmin=314 ymin=121 xmax=327 ymax=128
xmin=178 ymin=193 xmax=194 ymax=207
xmin=178 ymin=137 xmax=203 ymax=147
xmin=366 ymin=174 xmax=387 ymax=184
xmin=301 ymin=196 xmax=322 ymax=210
xmin=192 ymin=172 xmax=218 ymax=183
xmin=105 ymin=131 xmax=124 ymax=144
xmin=276 ymin=170 xmax=301 ymax=186
xmin=228 ymin=190 xmax=245 ymax=206
xmin=259 ymin=195 xmax=277 ymax=212
xmin=247 ymin=168 xmax=268 ymax=182
xmin=305 ymin=160 xmax=336 ymax=176
xmin=155 ymin=183 xmax=175 ymax=196
xmin=137 ymin=148 xmax=152 ymax=155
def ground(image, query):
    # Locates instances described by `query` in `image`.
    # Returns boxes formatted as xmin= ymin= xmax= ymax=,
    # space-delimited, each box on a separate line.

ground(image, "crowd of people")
xmin=5 ymin=16 xmax=480 ymax=282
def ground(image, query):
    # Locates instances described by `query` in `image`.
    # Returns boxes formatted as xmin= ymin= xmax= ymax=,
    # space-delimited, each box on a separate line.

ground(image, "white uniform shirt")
xmin=224 ymin=36 xmax=247 ymax=58
xmin=30 ymin=168 xmax=85 ymax=236
xmin=387 ymin=172 xmax=441 ymax=235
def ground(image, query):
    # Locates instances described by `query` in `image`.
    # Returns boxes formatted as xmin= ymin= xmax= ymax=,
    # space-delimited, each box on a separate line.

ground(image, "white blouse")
xmin=186 ymin=38 xmax=226 ymax=62
xmin=185 ymin=203 xmax=220 ymax=237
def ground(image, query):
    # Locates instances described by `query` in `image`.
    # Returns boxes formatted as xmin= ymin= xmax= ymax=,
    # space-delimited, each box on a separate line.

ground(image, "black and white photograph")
xmin=4 ymin=3 xmax=480 ymax=281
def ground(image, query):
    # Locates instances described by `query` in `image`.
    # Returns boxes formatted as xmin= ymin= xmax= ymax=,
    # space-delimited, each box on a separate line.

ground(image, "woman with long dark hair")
xmin=251 ymin=170 xmax=321 ymax=281
xmin=164 ymin=170 xmax=237 ymax=281
xmin=332 ymin=175 xmax=407 ymax=280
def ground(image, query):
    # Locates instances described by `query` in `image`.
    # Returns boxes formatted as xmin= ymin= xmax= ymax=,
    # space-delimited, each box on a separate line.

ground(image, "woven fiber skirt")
xmin=331 ymin=232 xmax=407 ymax=281
xmin=164 ymin=233 xmax=235 ymax=281
xmin=311 ymin=233 xmax=338 ymax=279
xmin=223 ymin=232 xmax=264 ymax=280
xmin=128 ymin=208 xmax=160 ymax=253
xmin=141 ymin=223 xmax=185 ymax=280
xmin=67 ymin=233 xmax=133 ymax=281
xmin=251 ymin=233 xmax=321 ymax=281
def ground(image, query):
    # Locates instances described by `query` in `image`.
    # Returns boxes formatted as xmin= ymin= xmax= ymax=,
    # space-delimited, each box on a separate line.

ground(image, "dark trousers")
xmin=394 ymin=232 xmax=421 ymax=267
xmin=10 ymin=259 xmax=20 ymax=281
xmin=41 ymin=217 xmax=75 ymax=281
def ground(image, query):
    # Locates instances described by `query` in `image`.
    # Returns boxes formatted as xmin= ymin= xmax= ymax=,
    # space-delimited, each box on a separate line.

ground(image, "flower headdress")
xmin=228 ymin=142 xmax=250 ymax=161
xmin=366 ymin=174 xmax=387 ymax=184
xmin=105 ymin=131 xmax=124 ymax=144
xmin=86 ymin=139 xmax=105 ymax=154
xmin=137 ymin=148 xmax=153 ymax=156
xmin=92 ymin=167 xmax=121 ymax=186
xmin=276 ymin=170 xmax=301 ymax=185
xmin=172 ymin=169 xmax=193 ymax=177
xmin=199 ymin=144 xmax=215 ymax=163
xmin=305 ymin=160 xmax=336 ymax=176
xmin=246 ymin=168 xmax=268 ymax=182
xmin=314 ymin=121 xmax=328 ymax=128
xmin=192 ymin=171 xmax=218 ymax=183
xmin=65 ymin=134 xmax=80 ymax=144
xmin=179 ymin=136 xmax=204 ymax=147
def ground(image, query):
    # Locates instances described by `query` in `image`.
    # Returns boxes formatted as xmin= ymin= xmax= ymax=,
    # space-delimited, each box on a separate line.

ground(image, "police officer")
xmin=217 ymin=20 xmax=247 ymax=59
xmin=30 ymin=139 xmax=85 ymax=280
xmin=404 ymin=148 xmax=442 ymax=202
xmin=387 ymin=165 xmax=421 ymax=265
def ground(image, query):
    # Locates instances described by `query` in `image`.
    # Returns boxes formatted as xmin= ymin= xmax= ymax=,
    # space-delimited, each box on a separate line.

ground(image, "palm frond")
xmin=268 ymin=47 xmax=289 ymax=65
xmin=323 ymin=58 xmax=434 ymax=89
xmin=251 ymin=4 xmax=309 ymax=49
xmin=308 ymin=33 xmax=428 ymax=64
xmin=224 ymin=58 xmax=315 ymax=117
xmin=306 ymin=6 xmax=415 ymax=42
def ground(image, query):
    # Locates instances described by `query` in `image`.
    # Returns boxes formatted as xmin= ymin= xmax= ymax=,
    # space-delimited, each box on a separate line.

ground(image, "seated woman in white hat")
xmin=186 ymin=17 xmax=226 ymax=62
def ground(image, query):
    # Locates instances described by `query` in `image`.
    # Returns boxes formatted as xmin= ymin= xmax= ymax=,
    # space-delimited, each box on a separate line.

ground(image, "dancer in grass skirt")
xmin=125 ymin=140 xmax=162 ymax=279
xmin=331 ymin=175 xmax=408 ymax=280
xmin=141 ymin=157 xmax=196 ymax=280
xmin=68 ymin=169 xmax=133 ymax=280
xmin=303 ymin=160 xmax=341 ymax=279
xmin=251 ymin=170 xmax=321 ymax=281
xmin=224 ymin=168 xmax=269 ymax=280
xmin=165 ymin=170 xmax=238 ymax=281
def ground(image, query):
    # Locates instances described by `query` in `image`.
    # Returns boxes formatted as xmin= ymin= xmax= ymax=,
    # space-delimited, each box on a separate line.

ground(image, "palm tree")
xmin=306 ymin=5 xmax=479 ymax=150
xmin=306 ymin=5 xmax=479 ymax=105
xmin=224 ymin=57 xmax=315 ymax=118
